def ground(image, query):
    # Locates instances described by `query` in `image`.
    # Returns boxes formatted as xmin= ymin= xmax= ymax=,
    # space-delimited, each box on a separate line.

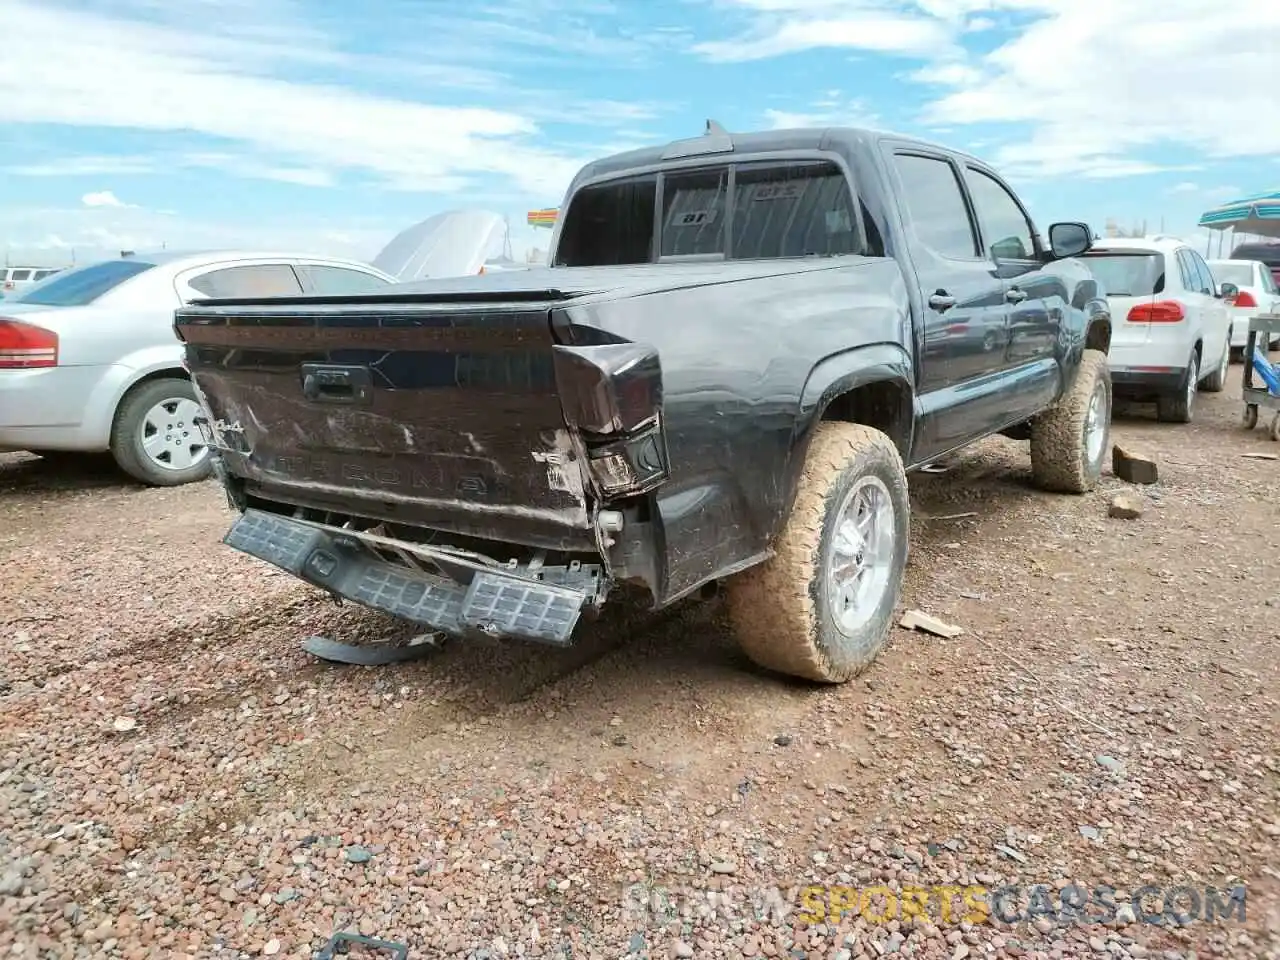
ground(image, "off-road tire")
xmin=1201 ymin=338 xmax=1229 ymax=393
xmin=725 ymin=422 xmax=910 ymax=684
xmin=1028 ymin=348 xmax=1111 ymax=494
xmin=1156 ymin=349 xmax=1198 ymax=424
xmin=109 ymin=377 xmax=214 ymax=487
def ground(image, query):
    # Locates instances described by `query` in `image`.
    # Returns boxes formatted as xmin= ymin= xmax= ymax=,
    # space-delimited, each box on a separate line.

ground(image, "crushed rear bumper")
xmin=224 ymin=508 xmax=607 ymax=646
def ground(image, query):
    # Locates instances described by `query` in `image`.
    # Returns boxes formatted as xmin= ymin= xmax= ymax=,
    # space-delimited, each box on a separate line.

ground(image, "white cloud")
xmin=81 ymin=190 xmax=131 ymax=208
xmin=694 ymin=11 xmax=953 ymax=61
xmin=1170 ymin=182 xmax=1200 ymax=194
xmin=0 ymin=0 xmax=592 ymax=199
xmin=911 ymin=0 xmax=1280 ymax=178
xmin=763 ymin=95 xmax=882 ymax=131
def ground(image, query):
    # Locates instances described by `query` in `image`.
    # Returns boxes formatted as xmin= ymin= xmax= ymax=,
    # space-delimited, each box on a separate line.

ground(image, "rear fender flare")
xmin=777 ymin=342 xmax=915 ymax=532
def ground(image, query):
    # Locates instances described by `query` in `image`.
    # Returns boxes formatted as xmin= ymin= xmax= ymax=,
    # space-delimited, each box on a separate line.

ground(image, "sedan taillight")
xmin=0 ymin=318 xmax=59 ymax=368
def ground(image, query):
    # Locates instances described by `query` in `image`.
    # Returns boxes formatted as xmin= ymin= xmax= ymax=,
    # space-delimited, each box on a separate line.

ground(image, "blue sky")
xmin=3 ymin=0 xmax=1278 ymax=267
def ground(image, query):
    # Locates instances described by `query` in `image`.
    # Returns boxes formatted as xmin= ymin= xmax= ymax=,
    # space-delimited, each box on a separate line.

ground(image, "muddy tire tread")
xmin=1029 ymin=349 xmax=1110 ymax=494
xmin=725 ymin=422 xmax=907 ymax=684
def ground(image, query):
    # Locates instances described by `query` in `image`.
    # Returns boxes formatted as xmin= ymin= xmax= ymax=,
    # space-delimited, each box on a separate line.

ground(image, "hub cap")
xmin=825 ymin=476 xmax=896 ymax=637
xmin=139 ymin=397 xmax=208 ymax=471
xmin=1084 ymin=379 xmax=1108 ymax=467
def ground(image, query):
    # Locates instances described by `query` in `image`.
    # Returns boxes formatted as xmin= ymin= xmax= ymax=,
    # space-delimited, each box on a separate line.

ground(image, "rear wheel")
xmin=1156 ymin=349 xmax=1198 ymax=424
xmin=1201 ymin=337 xmax=1229 ymax=393
xmin=1029 ymin=348 xmax=1111 ymax=494
xmin=109 ymin=378 xmax=213 ymax=486
xmin=725 ymin=422 xmax=910 ymax=684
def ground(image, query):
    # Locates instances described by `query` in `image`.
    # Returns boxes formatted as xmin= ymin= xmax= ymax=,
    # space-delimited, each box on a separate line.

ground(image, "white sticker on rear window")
xmin=668 ymin=208 xmax=717 ymax=227
xmin=753 ymin=182 xmax=803 ymax=201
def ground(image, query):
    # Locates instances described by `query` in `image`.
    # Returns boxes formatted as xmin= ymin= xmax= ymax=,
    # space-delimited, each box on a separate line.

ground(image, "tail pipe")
xmin=551 ymin=332 xmax=669 ymax=501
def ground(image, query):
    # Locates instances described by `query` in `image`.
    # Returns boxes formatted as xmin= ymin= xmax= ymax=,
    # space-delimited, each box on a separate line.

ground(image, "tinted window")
xmin=892 ymin=154 xmax=979 ymax=259
xmin=1081 ymin=252 xmax=1166 ymax=296
xmin=730 ymin=161 xmax=862 ymax=260
xmin=11 ymin=270 xmax=32 ymax=282
xmin=660 ymin=167 xmax=728 ymax=258
xmin=964 ymin=167 xmax=1035 ymax=261
xmin=1260 ymin=267 xmax=1279 ymax=294
xmin=297 ymin=264 xmax=391 ymax=295
xmin=1186 ymin=250 xmax=1214 ymax=294
xmin=34 ymin=270 xmax=57 ymax=281
xmin=554 ymin=175 xmax=656 ymax=267
xmin=16 ymin=259 xmax=156 ymax=306
xmin=188 ymin=264 xmax=303 ymax=299
xmin=1172 ymin=251 xmax=1194 ymax=291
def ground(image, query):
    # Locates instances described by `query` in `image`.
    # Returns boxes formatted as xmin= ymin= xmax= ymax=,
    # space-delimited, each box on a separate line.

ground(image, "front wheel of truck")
xmin=1028 ymin=348 xmax=1111 ymax=494
xmin=726 ymin=422 xmax=910 ymax=684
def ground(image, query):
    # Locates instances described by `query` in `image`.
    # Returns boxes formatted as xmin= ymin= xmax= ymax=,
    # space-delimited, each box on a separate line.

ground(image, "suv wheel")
xmin=109 ymin=378 xmax=214 ymax=486
xmin=1156 ymin=349 xmax=1199 ymax=423
xmin=725 ymin=422 xmax=910 ymax=683
xmin=1029 ymin=348 xmax=1111 ymax=494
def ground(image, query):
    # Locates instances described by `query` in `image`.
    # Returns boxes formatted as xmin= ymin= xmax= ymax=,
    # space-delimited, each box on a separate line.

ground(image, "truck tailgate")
xmin=175 ymin=298 xmax=590 ymax=529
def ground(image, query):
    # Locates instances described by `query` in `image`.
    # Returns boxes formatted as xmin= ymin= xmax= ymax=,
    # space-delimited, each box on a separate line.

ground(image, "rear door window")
xmin=1187 ymin=250 xmax=1215 ymax=295
xmin=891 ymin=153 xmax=980 ymax=260
xmin=188 ymin=264 xmax=304 ymax=299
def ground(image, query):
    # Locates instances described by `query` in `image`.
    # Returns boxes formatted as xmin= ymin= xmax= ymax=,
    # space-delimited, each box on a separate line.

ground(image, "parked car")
xmin=1 ymin=266 xmax=62 ymax=299
xmin=175 ymin=123 xmax=1112 ymax=685
xmin=0 ymin=251 xmax=397 ymax=485
xmin=1229 ymin=241 xmax=1280 ymax=286
xmin=1079 ymin=236 xmax=1231 ymax=423
xmin=1206 ymin=257 xmax=1280 ymax=352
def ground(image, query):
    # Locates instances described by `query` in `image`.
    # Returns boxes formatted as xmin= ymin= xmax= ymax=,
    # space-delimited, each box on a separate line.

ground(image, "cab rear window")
xmin=555 ymin=159 xmax=878 ymax=267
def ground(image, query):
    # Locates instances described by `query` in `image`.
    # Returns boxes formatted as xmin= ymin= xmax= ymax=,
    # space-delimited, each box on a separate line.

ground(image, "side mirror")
xmin=1047 ymin=221 xmax=1092 ymax=260
xmin=1218 ymin=282 xmax=1238 ymax=300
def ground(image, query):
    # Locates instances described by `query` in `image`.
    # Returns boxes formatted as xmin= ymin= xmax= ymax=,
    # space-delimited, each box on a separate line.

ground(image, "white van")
xmin=2 ymin=267 xmax=63 ymax=298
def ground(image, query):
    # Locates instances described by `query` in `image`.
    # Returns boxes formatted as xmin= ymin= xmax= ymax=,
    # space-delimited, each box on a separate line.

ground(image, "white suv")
xmin=1080 ymin=236 xmax=1232 ymax=423
xmin=1 ymin=267 xmax=61 ymax=298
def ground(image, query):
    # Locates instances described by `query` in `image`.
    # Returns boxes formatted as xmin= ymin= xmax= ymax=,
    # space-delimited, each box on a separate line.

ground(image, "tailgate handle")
xmin=300 ymin=363 xmax=372 ymax=405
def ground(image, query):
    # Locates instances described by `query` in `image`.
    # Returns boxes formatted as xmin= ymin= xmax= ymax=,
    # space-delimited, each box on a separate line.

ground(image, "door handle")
xmin=1005 ymin=287 xmax=1028 ymax=304
xmin=928 ymin=289 xmax=957 ymax=311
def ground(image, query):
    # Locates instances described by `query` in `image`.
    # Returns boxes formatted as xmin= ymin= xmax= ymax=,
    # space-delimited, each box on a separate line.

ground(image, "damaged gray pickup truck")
xmin=175 ymin=123 xmax=1113 ymax=683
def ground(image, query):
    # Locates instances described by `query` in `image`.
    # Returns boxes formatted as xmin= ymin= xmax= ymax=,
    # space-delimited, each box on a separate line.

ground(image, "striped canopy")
xmin=527 ymin=208 xmax=559 ymax=228
xmin=1197 ymin=190 xmax=1280 ymax=237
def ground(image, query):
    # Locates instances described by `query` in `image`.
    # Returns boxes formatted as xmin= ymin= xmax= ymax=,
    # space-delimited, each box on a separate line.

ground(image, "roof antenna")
xmin=705 ymin=119 xmax=728 ymax=137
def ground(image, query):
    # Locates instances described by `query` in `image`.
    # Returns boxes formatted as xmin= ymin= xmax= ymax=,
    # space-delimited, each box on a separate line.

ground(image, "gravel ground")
xmin=1 ymin=366 xmax=1278 ymax=960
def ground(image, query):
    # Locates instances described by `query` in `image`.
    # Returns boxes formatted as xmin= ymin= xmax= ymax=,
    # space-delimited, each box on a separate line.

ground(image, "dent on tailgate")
xmin=175 ymin=303 xmax=592 ymax=528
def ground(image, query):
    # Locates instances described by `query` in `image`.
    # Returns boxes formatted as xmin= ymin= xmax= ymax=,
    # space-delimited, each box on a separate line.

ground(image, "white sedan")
xmin=0 ymin=250 xmax=396 ymax=485
xmin=1205 ymin=258 xmax=1280 ymax=352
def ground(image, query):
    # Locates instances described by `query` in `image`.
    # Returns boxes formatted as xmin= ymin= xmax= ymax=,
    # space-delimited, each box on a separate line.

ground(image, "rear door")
xmin=1187 ymin=249 xmax=1230 ymax=359
xmin=883 ymin=148 xmax=1011 ymax=461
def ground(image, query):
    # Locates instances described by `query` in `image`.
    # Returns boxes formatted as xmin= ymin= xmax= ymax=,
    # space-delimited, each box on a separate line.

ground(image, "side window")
xmin=297 ymin=264 xmax=392 ymax=295
xmin=188 ymin=264 xmax=303 ymax=298
xmin=964 ymin=167 xmax=1036 ymax=261
xmin=1174 ymin=251 xmax=1196 ymax=292
xmin=660 ymin=167 xmax=728 ymax=258
xmin=1261 ymin=266 xmax=1279 ymax=295
xmin=1188 ymin=251 xmax=1214 ymax=295
xmin=730 ymin=161 xmax=861 ymax=259
xmin=11 ymin=270 xmax=31 ymax=282
xmin=892 ymin=154 xmax=979 ymax=259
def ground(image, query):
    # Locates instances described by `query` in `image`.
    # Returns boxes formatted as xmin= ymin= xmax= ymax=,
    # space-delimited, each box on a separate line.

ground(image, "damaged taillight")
xmin=552 ymin=336 xmax=670 ymax=498
xmin=0 ymin=317 xmax=58 ymax=369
